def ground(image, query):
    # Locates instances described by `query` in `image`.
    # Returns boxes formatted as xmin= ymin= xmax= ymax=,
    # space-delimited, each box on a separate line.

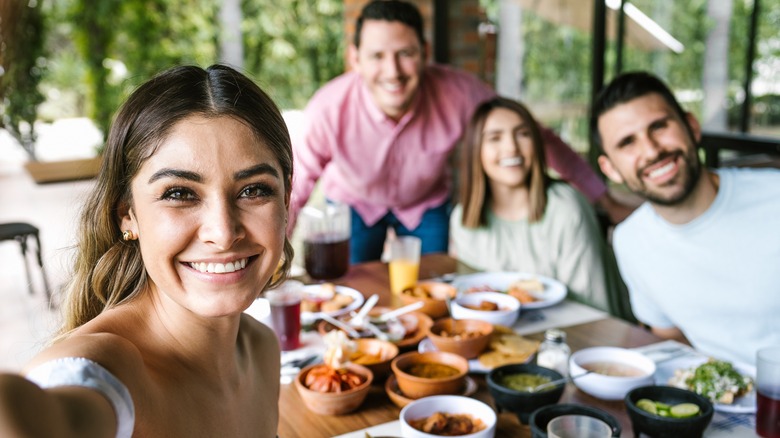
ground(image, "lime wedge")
xmin=636 ymin=398 xmax=658 ymax=414
xmin=671 ymin=403 xmax=701 ymax=418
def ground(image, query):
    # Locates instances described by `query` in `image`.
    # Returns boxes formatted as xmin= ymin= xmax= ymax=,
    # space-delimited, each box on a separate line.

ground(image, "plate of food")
xmin=300 ymin=283 xmax=364 ymax=325
xmin=419 ymin=325 xmax=539 ymax=373
xmin=657 ymin=356 xmax=756 ymax=414
xmin=317 ymin=307 xmax=433 ymax=350
xmin=451 ymin=272 xmax=567 ymax=310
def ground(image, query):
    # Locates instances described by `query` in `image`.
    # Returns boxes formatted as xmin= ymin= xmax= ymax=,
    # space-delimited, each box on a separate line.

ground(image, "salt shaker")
xmin=536 ymin=328 xmax=570 ymax=376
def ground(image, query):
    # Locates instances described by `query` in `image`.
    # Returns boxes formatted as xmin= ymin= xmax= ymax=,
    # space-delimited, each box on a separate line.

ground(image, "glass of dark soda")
xmin=300 ymin=202 xmax=350 ymax=280
xmin=758 ymin=347 xmax=780 ymax=438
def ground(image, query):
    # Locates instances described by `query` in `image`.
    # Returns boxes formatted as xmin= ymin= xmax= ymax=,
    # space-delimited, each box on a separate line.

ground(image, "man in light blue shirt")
xmin=591 ymin=71 xmax=780 ymax=365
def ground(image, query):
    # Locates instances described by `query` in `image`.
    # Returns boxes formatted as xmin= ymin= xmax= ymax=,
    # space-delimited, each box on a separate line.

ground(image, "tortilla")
xmin=478 ymin=330 xmax=539 ymax=368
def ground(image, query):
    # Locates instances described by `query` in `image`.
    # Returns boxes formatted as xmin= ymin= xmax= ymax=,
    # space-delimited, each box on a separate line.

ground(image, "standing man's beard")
xmin=629 ymin=148 xmax=702 ymax=206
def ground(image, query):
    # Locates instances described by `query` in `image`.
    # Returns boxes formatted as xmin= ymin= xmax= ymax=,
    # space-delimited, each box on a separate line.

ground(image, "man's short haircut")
xmin=590 ymin=71 xmax=693 ymax=153
xmin=354 ymin=0 xmax=425 ymax=47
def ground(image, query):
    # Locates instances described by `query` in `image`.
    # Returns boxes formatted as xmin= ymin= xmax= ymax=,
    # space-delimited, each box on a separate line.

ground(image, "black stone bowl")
xmin=486 ymin=363 xmax=565 ymax=424
xmin=625 ymin=385 xmax=714 ymax=438
xmin=529 ymin=403 xmax=622 ymax=438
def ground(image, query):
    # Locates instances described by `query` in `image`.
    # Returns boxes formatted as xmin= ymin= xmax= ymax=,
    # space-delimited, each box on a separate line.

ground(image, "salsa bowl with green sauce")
xmin=486 ymin=363 xmax=565 ymax=424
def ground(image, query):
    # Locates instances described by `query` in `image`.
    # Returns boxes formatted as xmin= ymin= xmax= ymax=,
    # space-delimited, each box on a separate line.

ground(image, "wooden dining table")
xmin=278 ymin=253 xmax=662 ymax=438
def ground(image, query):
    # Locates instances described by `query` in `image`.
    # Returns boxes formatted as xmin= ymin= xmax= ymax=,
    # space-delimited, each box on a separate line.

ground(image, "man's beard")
xmin=628 ymin=149 xmax=702 ymax=206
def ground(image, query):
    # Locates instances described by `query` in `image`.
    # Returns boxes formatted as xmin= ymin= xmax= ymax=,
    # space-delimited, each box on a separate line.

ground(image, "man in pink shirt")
xmin=290 ymin=0 xmax=631 ymax=263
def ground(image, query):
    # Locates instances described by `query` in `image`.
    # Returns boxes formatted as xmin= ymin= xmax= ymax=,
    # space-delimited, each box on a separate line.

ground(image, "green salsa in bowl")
xmin=487 ymin=363 xmax=565 ymax=424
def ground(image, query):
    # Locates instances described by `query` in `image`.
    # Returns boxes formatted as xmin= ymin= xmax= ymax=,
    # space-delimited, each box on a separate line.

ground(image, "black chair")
xmin=0 ymin=222 xmax=52 ymax=301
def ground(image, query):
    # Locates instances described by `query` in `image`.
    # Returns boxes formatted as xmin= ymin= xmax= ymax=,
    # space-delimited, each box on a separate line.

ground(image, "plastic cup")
xmin=265 ymin=282 xmax=303 ymax=351
xmin=547 ymin=415 xmax=612 ymax=438
xmin=757 ymin=346 xmax=780 ymax=437
xmin=388 ymin=236 xmax=421 ymax=295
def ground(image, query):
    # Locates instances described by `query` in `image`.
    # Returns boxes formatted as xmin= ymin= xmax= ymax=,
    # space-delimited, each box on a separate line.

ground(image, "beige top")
xmin=450 ymin=182 xmax=628 ymax=315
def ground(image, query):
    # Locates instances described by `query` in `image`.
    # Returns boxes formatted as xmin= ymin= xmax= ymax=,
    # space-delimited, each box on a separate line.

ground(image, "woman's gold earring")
xmin=122 ymin=230 xmax=137 ymax=241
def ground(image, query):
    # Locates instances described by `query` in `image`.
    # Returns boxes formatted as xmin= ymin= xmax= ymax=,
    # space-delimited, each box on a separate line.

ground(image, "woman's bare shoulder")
xmin=25 ymin=329 xmax=145 ymax=382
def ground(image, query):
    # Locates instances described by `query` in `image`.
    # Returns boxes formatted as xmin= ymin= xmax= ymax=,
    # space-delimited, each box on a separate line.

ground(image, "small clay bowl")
xmin=316 ymin=307 xmax=433 ymax=350
xmin=399 ymin=281 xmax=457 ymax=319
xmin=390 ymin=351 xmax=468 ymax=400
xmin=294 ymin=363 xmax=373 ymax=415
xmin=427 ymin=317 xmax=493 ymax=359
xmin=350 ymin=338 xmax=399 ymax=382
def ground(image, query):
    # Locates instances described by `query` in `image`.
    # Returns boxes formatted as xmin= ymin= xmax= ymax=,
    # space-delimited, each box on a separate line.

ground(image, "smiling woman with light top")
xmin=0 ymin=64 xmax=293 ymax=437
xmin=450 ymin=97 xmax=633 ymax=321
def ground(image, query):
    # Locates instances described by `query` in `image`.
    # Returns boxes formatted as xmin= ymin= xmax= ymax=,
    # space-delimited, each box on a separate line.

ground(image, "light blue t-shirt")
xmin=613 ymin=167 xmax=780 ymax=365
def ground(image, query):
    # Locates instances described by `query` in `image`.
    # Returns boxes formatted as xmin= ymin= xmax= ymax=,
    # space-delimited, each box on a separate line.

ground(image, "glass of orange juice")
xmin=388 ymin=236 xmax=421 ymax=295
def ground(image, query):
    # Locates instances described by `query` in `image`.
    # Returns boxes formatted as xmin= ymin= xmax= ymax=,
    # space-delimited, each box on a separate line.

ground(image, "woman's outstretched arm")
xmin=0 ymin=373 xmax=117 ymax=438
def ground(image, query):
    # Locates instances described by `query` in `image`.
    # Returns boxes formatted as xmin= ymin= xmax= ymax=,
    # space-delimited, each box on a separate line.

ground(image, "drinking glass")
xmin=388 ymin=236 xmax=421 ymax=295
xmin=300 ymin=202 xmax=350 ymax=280
xmin=757 ymin=346 xmax=780 ymax=437
xmin=547 ymin=415 xmax=612 ymax=438
xmin=265 ymin=281 xmax=303 ymax=351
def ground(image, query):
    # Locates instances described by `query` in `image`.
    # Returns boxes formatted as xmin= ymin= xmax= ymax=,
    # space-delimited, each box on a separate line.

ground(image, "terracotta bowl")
xmin=294 ymin=363 xmax=373 ymax=415
xmin=371 ymin=308 xmax=434 ymax=350
xmin=316 ymin=307 xmax=433 ymax=350
xmin=399 ymin=281 xmax=457 ymax=319
xmin=391 ymin=351 xmax=468 ymax=400
xmin=350 ymin=338 xmax=399 ymax=382
xmin=427 ymin=317 xmax=493 ymax=359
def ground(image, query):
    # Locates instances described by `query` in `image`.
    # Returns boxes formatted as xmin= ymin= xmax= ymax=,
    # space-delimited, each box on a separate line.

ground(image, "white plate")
xmin=418 ymin=337 xmax=533 ymax=374
xmin=653 ymin=355 xmax=756 ymax=414
xmin=300 ymin=284 xmax=364 ymax=325
xmin=451 ymin=272 xmax=567 ymax=310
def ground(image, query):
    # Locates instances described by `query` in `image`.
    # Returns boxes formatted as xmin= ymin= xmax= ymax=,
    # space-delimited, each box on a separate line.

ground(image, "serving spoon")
xmin=372 ymin=301 xmax=424 ymax=323
xmin=320 ymin=313 xmax=362 ymax=338
xmin=349 ymin=294 xmax=379 ymax=328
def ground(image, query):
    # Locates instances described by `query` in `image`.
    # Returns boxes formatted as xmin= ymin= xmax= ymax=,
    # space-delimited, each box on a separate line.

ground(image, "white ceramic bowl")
xmin=451 ymin=292 xmax=521 ymax=327
xmin=569 ymin=347 xmax=656 ymax=401
xmin=400 ymin=395 xmax=497 ymax=438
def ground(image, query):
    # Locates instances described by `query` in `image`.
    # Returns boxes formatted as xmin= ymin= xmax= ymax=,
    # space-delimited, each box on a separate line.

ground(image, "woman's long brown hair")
xmin=459 ymin=97 xmax=550 ymax=228
xmin=59 ymin=65 xmax=294 ymax=335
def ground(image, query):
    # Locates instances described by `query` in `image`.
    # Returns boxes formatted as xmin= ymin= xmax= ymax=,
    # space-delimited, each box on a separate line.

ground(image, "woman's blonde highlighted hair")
xmin=59 ymin=65 xmax=294 ymax=335
xmin=459 ymin=97 xmax=550 ymax=228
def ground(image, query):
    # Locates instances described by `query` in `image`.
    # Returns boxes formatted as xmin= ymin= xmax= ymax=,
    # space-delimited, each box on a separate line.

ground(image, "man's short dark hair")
xmin=590 ymin=71 xmax=693 ymax=152
xmin=354 ymin=0 xmax=425 ymax=47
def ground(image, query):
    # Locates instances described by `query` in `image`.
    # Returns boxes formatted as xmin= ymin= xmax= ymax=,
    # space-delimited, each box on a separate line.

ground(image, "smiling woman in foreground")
xmin=0 ymin=64 xmax=293 ymax=437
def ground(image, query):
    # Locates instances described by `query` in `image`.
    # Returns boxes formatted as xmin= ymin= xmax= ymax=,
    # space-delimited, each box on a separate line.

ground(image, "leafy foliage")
xmin=41 ymin=0 xmax=343 ymax=147
xmin=242 ymin=0 xmax=344 ymax=109
xmin=0 ymin=0 xmax=47 ymax=159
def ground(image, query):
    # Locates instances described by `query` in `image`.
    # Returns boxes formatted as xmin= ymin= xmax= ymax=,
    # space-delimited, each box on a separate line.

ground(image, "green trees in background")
xmin=37 ymin=0 xmax=344 ymax=145
xmin=482 ymin=0 xmax=779 ymax=150
xmin=243 ymin=0 xmax=343 ymax=109
xmin=0 ymin=0 xmax=47 ymax=160
xmin=8 ymin=0 xmax=776 ymax=155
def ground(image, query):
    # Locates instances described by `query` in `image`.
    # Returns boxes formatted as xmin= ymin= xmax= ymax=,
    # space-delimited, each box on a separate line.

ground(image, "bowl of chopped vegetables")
xmin=625 ymin=385 xmax=714 ymax=438
xmin=486 ymin=363 xmax=565 ymax=424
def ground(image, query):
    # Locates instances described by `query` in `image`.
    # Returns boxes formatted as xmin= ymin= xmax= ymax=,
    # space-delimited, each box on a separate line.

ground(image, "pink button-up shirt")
xmin=290 ymin=64 xmax=606 ymax=231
